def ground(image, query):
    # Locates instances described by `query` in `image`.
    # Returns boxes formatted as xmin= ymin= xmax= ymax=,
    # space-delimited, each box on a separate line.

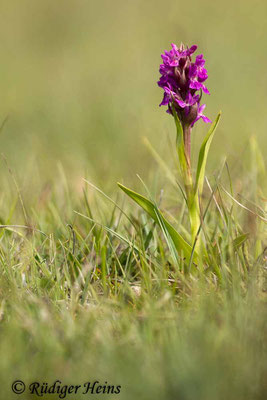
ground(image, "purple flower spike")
xmin=158 ymin=43 xmax=211 ymax=128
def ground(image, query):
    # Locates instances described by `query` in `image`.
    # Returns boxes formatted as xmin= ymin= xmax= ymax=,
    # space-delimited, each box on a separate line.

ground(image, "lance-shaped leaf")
xmin=118 ymin=183 xmax=197 ymax=263
xmin=171 ymin=103 xmax=188 ymax=176
xmin=195 ymin=112 xmax=221 ymax=196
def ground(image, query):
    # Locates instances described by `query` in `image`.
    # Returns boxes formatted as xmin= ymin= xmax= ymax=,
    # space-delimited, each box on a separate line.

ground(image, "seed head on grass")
xmin=158 ymin=43 xmax=211 ymax=128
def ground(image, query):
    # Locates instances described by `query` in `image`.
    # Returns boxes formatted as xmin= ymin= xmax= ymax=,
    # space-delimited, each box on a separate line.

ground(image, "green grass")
xmin=0 ymin=148 xmax=266 ymax=399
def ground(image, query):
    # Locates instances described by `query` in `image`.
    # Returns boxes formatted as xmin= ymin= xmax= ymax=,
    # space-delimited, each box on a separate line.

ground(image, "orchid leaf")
xmin=118 ymin=182 xmax=197 ymax=262
xmin=195 ymin=112 xmax=221 ymax=196
xmin=171 ymin=103 xmax=188 ymax=176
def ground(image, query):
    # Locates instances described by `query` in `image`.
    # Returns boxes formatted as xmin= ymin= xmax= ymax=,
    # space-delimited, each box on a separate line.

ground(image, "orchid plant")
xmin=118 ymin=43 xmax=221 ymax=266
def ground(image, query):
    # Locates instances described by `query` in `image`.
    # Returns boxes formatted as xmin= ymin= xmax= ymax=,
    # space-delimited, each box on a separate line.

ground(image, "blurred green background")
xmin=0 ymin=0 xmax=266 ymax=187
xmin=0 ymin=4 xmax=266 ymax=399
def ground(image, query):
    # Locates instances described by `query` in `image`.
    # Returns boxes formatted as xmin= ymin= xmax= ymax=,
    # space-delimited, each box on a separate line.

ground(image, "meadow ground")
xmin=0 ymin=1 xmax=266 ymax=399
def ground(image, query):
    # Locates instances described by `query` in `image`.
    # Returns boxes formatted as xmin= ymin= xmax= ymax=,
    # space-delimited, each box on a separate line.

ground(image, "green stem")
xmin=181 ymin=124 xmax=192 ymax=196
xmin=173 ymin=113 xmax=201 ymax=248
xmin=188 ymin=193 xmax=201 ymax=247
xmin=183 ymin=124 xmax=191 ymax=171
xmin=183 ymin=123 xmax=201 ymax=247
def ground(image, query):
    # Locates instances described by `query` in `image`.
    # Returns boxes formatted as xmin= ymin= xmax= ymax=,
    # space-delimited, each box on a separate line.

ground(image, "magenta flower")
xmin=191 ymin=104 xmax=211 ymax=126
xmin=158 ymin=43 xmax=211 ymax=128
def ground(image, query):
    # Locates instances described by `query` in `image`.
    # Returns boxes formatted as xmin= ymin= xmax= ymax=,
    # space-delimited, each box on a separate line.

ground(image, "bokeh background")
xmin=0 ymin=0 xmax=266 ymax=189
xmin=0 ymin=5 xmax=266 ymax=399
